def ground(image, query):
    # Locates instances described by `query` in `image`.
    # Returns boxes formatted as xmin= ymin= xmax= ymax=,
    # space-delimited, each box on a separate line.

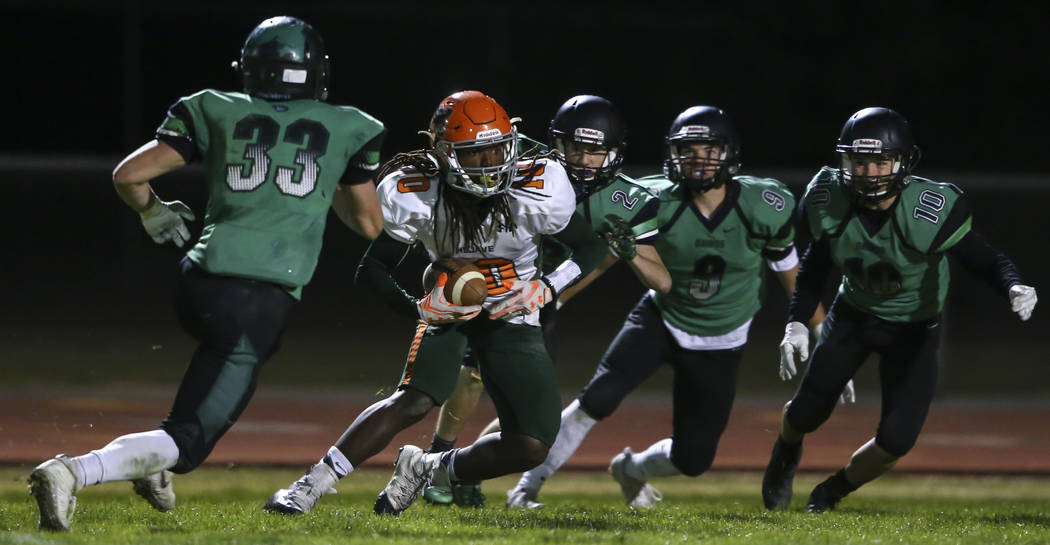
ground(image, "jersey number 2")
xmin=225 ymin=115 xmax=330 ymax=197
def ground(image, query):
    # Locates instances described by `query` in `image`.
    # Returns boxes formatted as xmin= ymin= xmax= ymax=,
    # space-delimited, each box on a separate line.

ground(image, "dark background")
xmin=2 ymin=1 xmax=1046 ymax=398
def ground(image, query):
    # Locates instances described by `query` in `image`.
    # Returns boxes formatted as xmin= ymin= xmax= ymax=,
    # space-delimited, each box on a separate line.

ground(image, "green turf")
xmin=1 ymin=467 xmax=1048 ymax=544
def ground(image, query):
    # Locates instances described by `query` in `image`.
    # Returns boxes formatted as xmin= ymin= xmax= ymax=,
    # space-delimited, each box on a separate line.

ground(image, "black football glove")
xmin=600 ymin=214 xmax=637 ymax=261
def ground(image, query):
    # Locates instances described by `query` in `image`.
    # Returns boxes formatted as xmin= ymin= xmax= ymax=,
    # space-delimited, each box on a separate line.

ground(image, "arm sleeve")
xmin=947 ymin=229 xmax=1026 ymax=298
xmin=340 ymin=129 xmax=386 ymax=186
xmin=354 ymin=231 xmax=420 ymax=318
xmin=154 ymin=100 xmax=199 ymax=163
xmin=929 ymin=192 xmax=973 ymax=253
xmin=788 ymin=237 xmax=834 ymax=323
xmin=544 ymin=211 xmax=608 ymax=294
xmin=762 ymin=216 xmax=796 ymax=262
xmin=629 ymin=199 xmax=661 ymax=245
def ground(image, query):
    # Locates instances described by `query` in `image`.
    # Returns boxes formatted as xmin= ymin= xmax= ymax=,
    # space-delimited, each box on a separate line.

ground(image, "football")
xmin=422 ymin=258 xmax=488 ymax=306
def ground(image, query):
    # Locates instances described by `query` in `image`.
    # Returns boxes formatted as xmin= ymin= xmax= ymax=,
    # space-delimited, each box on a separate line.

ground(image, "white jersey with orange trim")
xmin=377 ymin=157 xmax=576 ymax=326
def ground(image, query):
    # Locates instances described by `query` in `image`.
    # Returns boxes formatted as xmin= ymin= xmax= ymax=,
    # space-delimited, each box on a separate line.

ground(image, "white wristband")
xmin=543 ymin=259 xmax=582 ymax=294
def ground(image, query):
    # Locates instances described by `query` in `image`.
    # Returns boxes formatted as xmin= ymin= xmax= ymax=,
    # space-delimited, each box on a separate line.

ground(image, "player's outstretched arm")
xmin=113 ymin=139 xmax=194 ymax=247
xmin=332 ymin=180 xmax=383 ymax=240
xmin=947 ymin=230 xmax=1036 ymax=321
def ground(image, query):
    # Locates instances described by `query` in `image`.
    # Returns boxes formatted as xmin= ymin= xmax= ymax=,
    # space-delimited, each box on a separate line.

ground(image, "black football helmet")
xmin=835 ymin=107 xmax=921 ymax=205
xmin=236 ymin=16 xmax=329 ymax=101
xmin=548 ymin=95 xmax=626 ymax=197
xmin=663 ymin=106 xmax=741 ymax=193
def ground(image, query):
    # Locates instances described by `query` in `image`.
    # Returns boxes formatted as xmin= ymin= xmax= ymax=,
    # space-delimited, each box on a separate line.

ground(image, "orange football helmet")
xmin=428 ymin=90 xmax=519 ymax=197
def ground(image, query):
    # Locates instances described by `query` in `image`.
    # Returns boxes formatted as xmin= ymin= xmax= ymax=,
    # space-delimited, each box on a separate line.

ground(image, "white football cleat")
xmin=132 ymin=470 xmax=176 ymax=512
xmin=374 ymin=445 xmax=440 ymax=516
xmin=506 ymin=486 xmax=544 ymax=509
xmin=264 ymin=463 xmax=338 ymax=515
xmin=29 ymin=455 xmax=82 ymax=531
xmin=609 ymin=448 xmax=663 ymax=508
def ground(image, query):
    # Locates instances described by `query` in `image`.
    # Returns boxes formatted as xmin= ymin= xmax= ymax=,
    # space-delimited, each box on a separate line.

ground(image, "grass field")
xmin=1 ymin=467 xmax=1048 ymax=544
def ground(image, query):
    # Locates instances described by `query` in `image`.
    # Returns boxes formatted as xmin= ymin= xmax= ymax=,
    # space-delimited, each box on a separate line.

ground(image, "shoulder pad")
xmin=894 ymin=177 xmax=969 ymax=253
xmin=376 ymin=168 xmax=438 ymax=244
xmin=734 ymin=176 xmax=796 ymax=228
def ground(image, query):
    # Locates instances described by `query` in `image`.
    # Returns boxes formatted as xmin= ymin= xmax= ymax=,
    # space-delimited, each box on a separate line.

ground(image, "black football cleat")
xmin=805 ymin=470 xmax=857 ymax=513
xmin=373 ymin=491 xmax=400 ymax=516
xmin=762 ymin=438 xmax=803 ymax=510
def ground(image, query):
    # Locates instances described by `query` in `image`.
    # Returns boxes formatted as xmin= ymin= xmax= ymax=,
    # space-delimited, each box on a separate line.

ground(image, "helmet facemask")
xmin=665 ymin=133 xmax=737 ymax=193
xmin=835 ymin=138 xmax=920 ymax=206
xmin=552 ymin=135 xmax=623 ymax=197
xmin=436 ymin=127 xmax=519 ymax=198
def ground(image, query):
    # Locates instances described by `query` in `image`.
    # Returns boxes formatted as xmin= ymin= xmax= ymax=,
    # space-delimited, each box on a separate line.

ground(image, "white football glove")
xmin=140 ymin=198 xmax=196 ymax=247
xmin=487 ymin=279 xmax=553 ymax=321
xmin=778 ymin=321 xmax=810 ymax=381
xmin=417 ymin=274 xmax=482 ymax=324
xmin=839 ymin=379 xmax=856 ymax=405
xmin=1009 ymin=284 xmax=1037 ymax=321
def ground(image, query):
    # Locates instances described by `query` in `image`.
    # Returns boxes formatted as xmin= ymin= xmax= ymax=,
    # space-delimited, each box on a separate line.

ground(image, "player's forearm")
xmin=948 ymin=230 xmax=1026 ymax=297
xmin=557 ymin=253 xmax=616 ymax=304
xmin=354 ymin=233 xmax=418 ymax=318
xmin=788 ymin=240 xmax=832 ymax=324
xmin=112 ymin=140 xmax=186 ymax=213
xmin=333 ymin=181 xmax=383 ymax=240
xmin=626 ymin=245 xmax=671 ymax=293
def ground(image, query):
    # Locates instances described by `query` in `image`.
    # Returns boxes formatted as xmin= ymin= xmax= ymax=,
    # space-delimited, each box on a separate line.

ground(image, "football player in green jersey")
xmin=762 ymin=107 xmax=1038 ymax=513
xmin=508 ymin=105 xmax=836 ymax=509
xmin=417 ymin=96 xmax=672 ymax=508
xmin=27 ymin=16 xmax=385 ymax=532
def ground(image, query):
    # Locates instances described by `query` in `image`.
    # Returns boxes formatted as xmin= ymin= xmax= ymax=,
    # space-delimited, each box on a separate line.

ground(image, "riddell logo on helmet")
xmin=475 ymin=128 xmax=502 ymax=141
xmin=575 ymin=127 xmax=605 ymax=142
xmin=852 ymin=139 xmax=882 ymax=152
xmin=679 ymin=125 xmax=711 ymax=136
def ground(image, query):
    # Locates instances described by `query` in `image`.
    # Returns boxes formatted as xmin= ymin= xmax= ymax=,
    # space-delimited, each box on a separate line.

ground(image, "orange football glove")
xmin=487 ymin=279 xmax=554 ymax=321
xmin=417 ymin=273 xmax=483 ymax=323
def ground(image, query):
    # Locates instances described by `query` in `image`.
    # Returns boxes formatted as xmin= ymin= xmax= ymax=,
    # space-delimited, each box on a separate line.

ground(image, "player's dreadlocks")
xmin=377 ymin=149 xmax=548 ymax=256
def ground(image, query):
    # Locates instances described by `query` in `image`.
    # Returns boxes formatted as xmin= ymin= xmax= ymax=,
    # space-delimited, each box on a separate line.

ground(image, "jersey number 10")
xmin=225 ymin=114 xmax=330 ymax=198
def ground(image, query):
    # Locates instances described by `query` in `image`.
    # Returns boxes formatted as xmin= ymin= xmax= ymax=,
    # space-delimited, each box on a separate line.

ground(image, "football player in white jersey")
xmin=264 ymin=90 xmax=607 ymax=516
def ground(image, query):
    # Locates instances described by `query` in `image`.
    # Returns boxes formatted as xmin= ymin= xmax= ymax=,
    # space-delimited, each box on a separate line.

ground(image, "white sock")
xmin=517 ymin=399 xmax=596 ymax=491
xmin=321 ymin=446 xmax=353 ymax=478
xmin=71 ymin=430 xmax=179 ymax=486
xmin=624 ymin=438 xmax=680 ymax=481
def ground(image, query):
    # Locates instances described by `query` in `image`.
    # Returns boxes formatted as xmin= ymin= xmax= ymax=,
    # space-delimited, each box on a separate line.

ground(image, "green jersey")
xmin=801 ymin=167 xmax=971 ymax=322
xmin=538 ymin=173 xmax=662 ymax=272
xmin=645 ymin=175 xmax=796 ymax=336
xmin=156 ymin=89 xmax=384 ymax=297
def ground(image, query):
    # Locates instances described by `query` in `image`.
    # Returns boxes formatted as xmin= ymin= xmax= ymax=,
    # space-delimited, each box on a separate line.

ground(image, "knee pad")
xmin=670 ymin=441 xmax=716 ymax=477
xmin=578 ymin=392 xmax=617 ymax=421
xmin=785 ymin=391 xmax=836 ymax=434
xmin=160 ymin=419 xmax=209 ymax=474
xmin=873 ymin=430 xmax=917 ymax=458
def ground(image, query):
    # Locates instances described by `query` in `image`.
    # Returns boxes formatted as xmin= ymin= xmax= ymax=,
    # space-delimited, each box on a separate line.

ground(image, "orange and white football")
xmin=422 ymin=258 xmax=488 ymax=306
